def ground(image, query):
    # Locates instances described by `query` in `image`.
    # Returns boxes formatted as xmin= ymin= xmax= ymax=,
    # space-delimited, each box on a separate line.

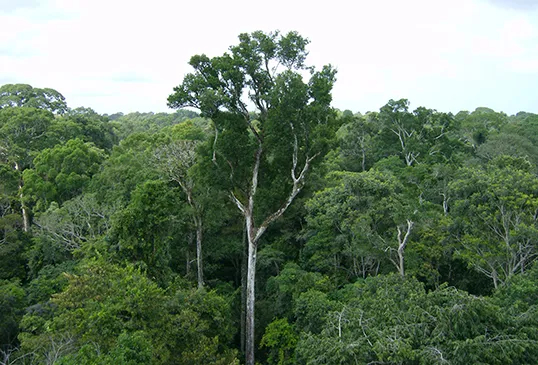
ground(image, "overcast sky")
xmin=1 ymin=0 xmax=538 ymax=115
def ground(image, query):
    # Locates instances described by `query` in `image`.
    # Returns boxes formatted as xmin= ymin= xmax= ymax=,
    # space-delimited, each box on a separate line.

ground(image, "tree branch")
xmin=231 ymin=192 xmax=246 ymax=214
xmin=254 ymin=151 xmax=318 ymax=243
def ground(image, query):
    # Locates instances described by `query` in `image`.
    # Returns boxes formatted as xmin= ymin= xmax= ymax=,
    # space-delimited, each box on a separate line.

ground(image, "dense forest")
xmin=2 ymin=31 xmax=538 ymax=365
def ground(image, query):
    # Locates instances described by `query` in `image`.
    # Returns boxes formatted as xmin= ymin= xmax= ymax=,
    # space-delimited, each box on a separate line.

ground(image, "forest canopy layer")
xmin=2 ymin=32 xmax=538 ymax=365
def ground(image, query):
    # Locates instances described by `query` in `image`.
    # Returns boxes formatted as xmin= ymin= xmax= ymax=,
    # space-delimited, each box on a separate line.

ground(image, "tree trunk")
xmin=20 ymin=193 xmax=29 ymax=232
xmin=245 ymin=216 xmax=257 ymax=365
xmin=229 ymin=134 xmax=314 ymax=365
xmin=195 ymin=217 xmax=204 ymax=289
xmin=240 ymin=226 xmax=247 ymax=355
xmin=398 ymin=246 xmax=405 ymax=277
xmin=396 ymin=220 xmax=414 ymax=277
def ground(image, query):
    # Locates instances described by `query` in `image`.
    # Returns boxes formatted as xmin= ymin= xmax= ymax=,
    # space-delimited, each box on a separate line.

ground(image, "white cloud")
xmin=487 ymin=0 xmax=538 ymax=10
xmin=1 ymin=0 xmax=538 ymax=114
xmin=0 ymin=0 xmax=40 ymax=13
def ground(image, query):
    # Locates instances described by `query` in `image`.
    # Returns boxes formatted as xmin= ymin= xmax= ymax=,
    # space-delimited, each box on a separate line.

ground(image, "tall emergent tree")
xmin=168 ymin=30 xmax=337 ymax=365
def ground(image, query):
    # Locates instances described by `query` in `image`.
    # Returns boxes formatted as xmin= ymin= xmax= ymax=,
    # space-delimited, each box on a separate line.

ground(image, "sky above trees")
xmin=1 ymin=0 xmax=537 ymax=115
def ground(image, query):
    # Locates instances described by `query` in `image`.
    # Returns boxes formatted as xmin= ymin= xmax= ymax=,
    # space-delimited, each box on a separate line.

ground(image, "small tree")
xmin=154 ymin=140 xmax=206 ymax=288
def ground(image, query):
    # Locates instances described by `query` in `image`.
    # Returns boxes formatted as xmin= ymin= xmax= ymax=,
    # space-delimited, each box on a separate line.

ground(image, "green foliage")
xmin=0 ymin=280 xmax=25 ymax=347
xmin=0 ymin=213 xmax=27 ymax=280
xmin=166 ymin=287 xmax=239 ymax=364
xmin=23 ymin=138 xmax=106 ymax=211
xmin=477 ymin=132 xmax=538 ymax=169
xmin=18 ymin=258 xmax=239 ymax=364
xmin=457 ymin=107 xmax=507 ymax=149
xmin=294 ymin=290 xmax=338 ymax=334
xmin=18 ymin=260 xmax=168 ymax=362
xmin=88 ymin=132 xmax=165 ymax=208
xmin=265 ymin=263 xmax=333 ymax=320
xmin=494 ymin=261 xmax=538 ymax=311
xmin=3 ymin=56 xmax=538 ymax=365
xmin=337 ymin=112 xmax=378 ymax=171
xmin=295 ymin=274 xmax=538 ymax=365
xmin=110 ymin=180 xmax=183 ymax=285
xmin=0 ymin=107 xmax=56 ymax=169
xmin=168 ymin=118 xmax=210 ymax=141
xmin=168 ymin=30 xmax=338 ymax=218
xmin=19 ymin=260 xmax=236 ymax=364
xmin=260 ymin=318 xmax=298 ymax=365
xmin=25 ymin=262 xmax=74 ymax=305
xmin=55 ymin=331 xmax=154 ymax=365
xmin=303 ymin=168 xmax=416 ymax=280
xmin=450 ymin=159 xmax=538 ymax=287
xmin=112 ymin=110 xmax=199 ymax=140
xmin=0 ymin=84 xmax=67 ymax=114
xmin=209 ymin=112 xmax=258 ymax=193
xmin=63 ymin=107 xmax=118 ymax=151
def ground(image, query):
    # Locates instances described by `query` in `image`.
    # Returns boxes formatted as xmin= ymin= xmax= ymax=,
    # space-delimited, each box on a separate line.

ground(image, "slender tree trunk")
xmin=195 ymin=217 xmax=204 ymax=289
xmin=240 ymin=225 xmax=247 ymax=355
xmin=245 ymin=215 xmax=257 ymax=365
xmin=396 ymin=220 xmax=414 ymax=277
xmin=398 ymin=247 xmax=405 ymax=277
xmin=441 ymin=193 xmax=449 ymax=215
xmin=20 ymin=191 xmax=29 ymax=232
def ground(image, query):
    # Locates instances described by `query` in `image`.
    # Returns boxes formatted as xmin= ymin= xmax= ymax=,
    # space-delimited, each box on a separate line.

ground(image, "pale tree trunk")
xmin=20 ymin=189 xmax=29 ymax=232
xmin=397 ymin=220 xmax=414 ymax=277
xmin=240 ymin=225 xmax=247 ymax=355
xmin=235 ymin=144 xmax=263 ymax=365
xmin=398 ymin=246 xmax=405 ymax=277
xmin=195 ymin=216 xmax=204 ymax=289
xmin=245 ymin=218 xmax=257 ymax=365
xmin=231 ymin=130 xmax=317 ymax=365
xmin=441 ymin=193 xmax=449 ymax=215
xmin=388 ymin=220 xmax=414 ymax=277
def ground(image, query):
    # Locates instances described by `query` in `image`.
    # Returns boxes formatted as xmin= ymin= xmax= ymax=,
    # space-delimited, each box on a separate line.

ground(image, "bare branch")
xmin=254 ymin=151 xmax=319 ymax=243
xmin=230 ymin=192 xmax=246 ymax=214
